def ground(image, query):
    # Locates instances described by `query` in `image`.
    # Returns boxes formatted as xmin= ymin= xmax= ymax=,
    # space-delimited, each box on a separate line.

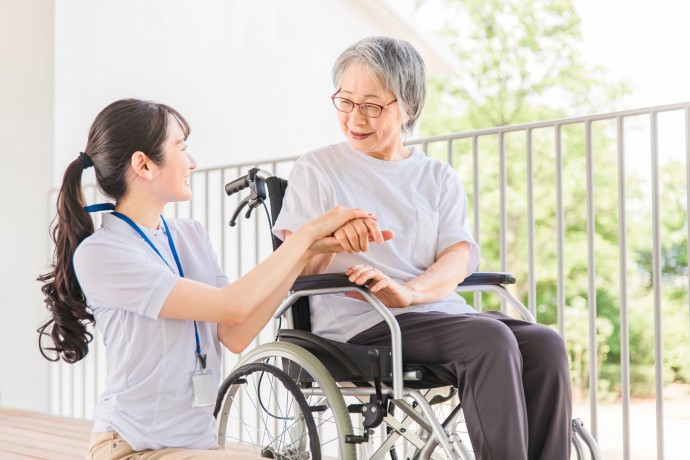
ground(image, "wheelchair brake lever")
xmin=243 ymin=199 xmax=263 ymax=219
xmin=229 ymin=197 xmax=250 ymax=227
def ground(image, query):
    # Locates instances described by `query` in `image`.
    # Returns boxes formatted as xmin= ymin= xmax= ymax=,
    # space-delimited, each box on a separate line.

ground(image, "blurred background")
xmin=1 ymin=1 xmax=689 ymax=459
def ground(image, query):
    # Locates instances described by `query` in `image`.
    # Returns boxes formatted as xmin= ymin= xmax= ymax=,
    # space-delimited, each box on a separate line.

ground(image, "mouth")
xmin=349 ymin=130 xmax=372 ymax=141
xmin=184 ymin=174 xmax=191 ymax=186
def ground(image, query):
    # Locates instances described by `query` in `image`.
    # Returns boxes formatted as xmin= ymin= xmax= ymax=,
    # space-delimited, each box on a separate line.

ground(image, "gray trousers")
xmin=348 ymin=311 xmax=572 ymax=460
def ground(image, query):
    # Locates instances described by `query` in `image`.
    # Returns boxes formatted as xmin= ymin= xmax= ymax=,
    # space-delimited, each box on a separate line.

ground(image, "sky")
xmin=408 ymin=0 xmax=690 ymax=111
xmin=572 ymin=0 xmax=689 ymax=109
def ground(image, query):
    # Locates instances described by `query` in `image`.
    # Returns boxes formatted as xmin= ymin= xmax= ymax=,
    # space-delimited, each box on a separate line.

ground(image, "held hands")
xmin=304 ymin=206 xmax=393 ymax=256
xmin=344 ymin=265 xmax=416 ymax=308
xmin=333 ymin=216 xmax=394 ymax=253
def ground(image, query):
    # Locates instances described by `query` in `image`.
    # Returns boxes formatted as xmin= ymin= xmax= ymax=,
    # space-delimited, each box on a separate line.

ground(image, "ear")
xmin=130 ymin=151 xmax=154 ymax=180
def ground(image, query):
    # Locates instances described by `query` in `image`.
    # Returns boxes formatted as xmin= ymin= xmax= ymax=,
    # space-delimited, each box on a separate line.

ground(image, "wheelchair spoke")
xmin=216 ymin=362 xmax=320 ymax=459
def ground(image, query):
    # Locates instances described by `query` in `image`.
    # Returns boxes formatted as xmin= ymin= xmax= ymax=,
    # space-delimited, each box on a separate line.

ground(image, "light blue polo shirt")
xmin=74 ymin=213 xmax=229 ymax=451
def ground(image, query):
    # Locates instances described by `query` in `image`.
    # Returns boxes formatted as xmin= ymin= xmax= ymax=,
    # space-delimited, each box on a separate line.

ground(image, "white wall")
xmin=54 ymin=0 xmax=452 ymax=183
xmin=1 ymin=0 xmax=451 ymax=414
xmin=0 ymin=0 xmax=54 ymax=411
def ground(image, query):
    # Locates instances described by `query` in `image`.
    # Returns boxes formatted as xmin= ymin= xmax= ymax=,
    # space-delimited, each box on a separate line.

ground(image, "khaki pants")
xmin=87 ymin=432 xmax=238 ymax=459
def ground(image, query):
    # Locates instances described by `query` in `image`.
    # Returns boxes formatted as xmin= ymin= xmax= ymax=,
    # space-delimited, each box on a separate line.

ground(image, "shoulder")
xmin=298 ymin=142 xmax=350 ymax=166
xmin=410 ymin=148 xmax=458 ymax=179
xmin=166 ymin=217 xmax=205 ymax=235
xmin=166 ymin=218 xmax=209 ymax=245
xmin=289 ymin=143 xmax=348 ymax=182
xmin=73 ymin=230 xmax=146 ymax=271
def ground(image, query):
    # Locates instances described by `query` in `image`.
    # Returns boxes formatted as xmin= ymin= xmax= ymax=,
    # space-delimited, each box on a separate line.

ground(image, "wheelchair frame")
xmin=215 ymin=170 xmax=602 ymax=460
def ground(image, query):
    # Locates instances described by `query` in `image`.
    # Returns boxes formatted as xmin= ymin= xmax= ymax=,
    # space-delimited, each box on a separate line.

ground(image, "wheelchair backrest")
xmin=265 ymin=176 xmax=313 ymax=332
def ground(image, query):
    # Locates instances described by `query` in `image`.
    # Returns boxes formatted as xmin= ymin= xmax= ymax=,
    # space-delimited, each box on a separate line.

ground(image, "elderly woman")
xmin=273 ymin=36 xmax=571 ymax=460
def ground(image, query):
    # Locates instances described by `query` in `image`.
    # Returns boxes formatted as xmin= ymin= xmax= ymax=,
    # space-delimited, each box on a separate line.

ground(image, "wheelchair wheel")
xmin=215 ymin=362 xmax=319 ymax=459
xmin=216 ymin=342 xmax=356 ymax=459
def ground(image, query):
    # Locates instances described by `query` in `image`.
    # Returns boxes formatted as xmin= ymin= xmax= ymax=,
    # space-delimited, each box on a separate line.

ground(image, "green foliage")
xmin=414 ymin=0 xmax=689 ymax=399
xmin=418 ymin=0 xmax=630 ymax=133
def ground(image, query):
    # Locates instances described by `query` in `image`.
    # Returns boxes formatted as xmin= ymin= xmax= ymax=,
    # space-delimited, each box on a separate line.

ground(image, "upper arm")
xmin=159 ymin=278 xmax=237 ymax=323
xmin=75 ymin=226 xmax=236 ymax=324
xmin=436 ymin=167 xmax=480 ymax=273
xmin=74 ymin=242 xmax=179 ymax=319
xmin=273 ymin=159 xmax=333 ymax=241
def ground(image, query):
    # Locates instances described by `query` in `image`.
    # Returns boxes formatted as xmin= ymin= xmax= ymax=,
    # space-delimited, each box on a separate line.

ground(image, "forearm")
xmin=221 ymin=229 xmax=314 ymax=320
xmin=302 ymin=253 xmax=335 ymax=274
xmin=218 ymin=256 xmax=306 ymax=352
xmin=404 ymin=241 xmax=470 ymax=304
xmin=284 ymin=230 xmax=335 ymax=275
xmin=162 ymin=228 xmax=313 ymax=326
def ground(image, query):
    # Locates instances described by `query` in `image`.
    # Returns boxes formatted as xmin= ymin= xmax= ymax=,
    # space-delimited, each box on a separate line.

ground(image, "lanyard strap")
xmin=109 ymin=211 xmax=206 ymax=369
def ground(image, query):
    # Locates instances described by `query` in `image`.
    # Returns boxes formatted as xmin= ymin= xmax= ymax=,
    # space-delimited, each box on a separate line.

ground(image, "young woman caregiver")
xmin=37 ymin=98 xmax=386 ymax=459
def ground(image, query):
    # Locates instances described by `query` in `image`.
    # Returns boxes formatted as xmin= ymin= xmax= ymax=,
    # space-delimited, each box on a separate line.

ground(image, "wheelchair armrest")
xmin=460 ymin=272 xmax=515 ymax=286
xmin=290 ymin=271 xmax=516 ymax=292
xmin=291 ymin=273 xmax=358 ymax=291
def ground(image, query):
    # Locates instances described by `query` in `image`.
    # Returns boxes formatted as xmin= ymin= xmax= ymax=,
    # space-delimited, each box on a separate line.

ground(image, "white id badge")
xmin=191 ymin=369 xmax=215 ymax=407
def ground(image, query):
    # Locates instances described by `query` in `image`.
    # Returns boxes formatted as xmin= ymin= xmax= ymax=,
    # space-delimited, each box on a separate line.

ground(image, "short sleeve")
xmin=74 ymin=241 xmax=179 ymax=319
xmin=272 ymin=157 xmax=334 ymax=241
xmin=436 ymin=166 xmax=480 ymax=274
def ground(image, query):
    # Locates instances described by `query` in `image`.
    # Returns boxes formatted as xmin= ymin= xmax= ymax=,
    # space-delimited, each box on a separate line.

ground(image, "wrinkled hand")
xmin=333 ymin=218 xmax=394 ymax=253
xmin=304 ymin=206 xmax=370 ymax=241
xmin=344 ymin=265 xmax=415 ymax=308
xmin=304 ymin=207 xmax=393 ymax=256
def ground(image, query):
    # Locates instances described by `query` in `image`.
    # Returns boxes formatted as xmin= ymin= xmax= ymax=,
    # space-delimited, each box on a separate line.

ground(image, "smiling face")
xmin=336 ymin=62 xmax=408 ymax=161
xmin=151 ymin=115 xmax=197 ymax=203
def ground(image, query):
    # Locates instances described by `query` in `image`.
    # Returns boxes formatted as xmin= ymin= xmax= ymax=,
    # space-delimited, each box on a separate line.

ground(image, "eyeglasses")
xmin=331 ymin=90 xmax=397 ymax=118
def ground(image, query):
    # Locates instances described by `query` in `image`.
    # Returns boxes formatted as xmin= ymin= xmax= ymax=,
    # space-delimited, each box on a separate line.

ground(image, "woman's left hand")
xmin=344 ymin=264 xmax=416 ymax=308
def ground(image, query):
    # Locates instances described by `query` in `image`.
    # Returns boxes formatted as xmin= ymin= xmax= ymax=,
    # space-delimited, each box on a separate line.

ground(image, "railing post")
xmin=616 ymin=115 xmax=631 ymax=460
xmin=585 ymin=119 xmax=598 ymax=438
xmin=650 ymin=111 xmax=665 ymax=460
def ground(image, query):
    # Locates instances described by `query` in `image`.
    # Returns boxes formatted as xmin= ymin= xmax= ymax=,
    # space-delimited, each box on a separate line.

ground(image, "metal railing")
xmin=48 ymin=102 xmax=690 ymax=460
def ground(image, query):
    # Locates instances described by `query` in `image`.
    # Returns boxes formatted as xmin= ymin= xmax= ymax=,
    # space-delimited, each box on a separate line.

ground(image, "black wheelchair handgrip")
xmin=225 ymin=176 xmax=249 ymax=196
xmin=290 ymin=271 xmax=515 ymax=292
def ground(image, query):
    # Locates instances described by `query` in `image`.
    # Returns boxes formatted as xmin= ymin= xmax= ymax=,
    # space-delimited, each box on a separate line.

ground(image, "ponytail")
xmin=37 ymin=158 xmax=95 ymax=363
xmin=37 ymin=98 xmax=191 ymax=363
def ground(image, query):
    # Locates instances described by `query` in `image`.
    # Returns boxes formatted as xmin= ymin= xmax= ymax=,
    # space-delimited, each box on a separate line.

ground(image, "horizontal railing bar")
xmin=406 ymin=101 xmax=690 ymax=145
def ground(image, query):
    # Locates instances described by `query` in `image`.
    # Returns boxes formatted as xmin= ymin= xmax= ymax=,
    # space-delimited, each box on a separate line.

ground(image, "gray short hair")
xmin=332 ymin=36 xmax=427 ymax=135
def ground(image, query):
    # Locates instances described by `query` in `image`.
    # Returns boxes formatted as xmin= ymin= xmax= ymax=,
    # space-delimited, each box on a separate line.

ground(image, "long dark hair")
xmin=38 ymin=98 xmax=190 ymax=363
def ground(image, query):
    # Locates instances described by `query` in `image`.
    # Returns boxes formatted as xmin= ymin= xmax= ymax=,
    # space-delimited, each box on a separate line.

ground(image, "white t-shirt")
xmin=273 ymin=142 xmax=480 ymax=342
xmin=74 ymin=213 xmax=229 ymax=451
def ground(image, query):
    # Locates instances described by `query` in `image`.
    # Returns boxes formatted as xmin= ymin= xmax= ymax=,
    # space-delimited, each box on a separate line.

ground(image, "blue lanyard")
xmin=108 ymin=211 xmax=207 ymax=369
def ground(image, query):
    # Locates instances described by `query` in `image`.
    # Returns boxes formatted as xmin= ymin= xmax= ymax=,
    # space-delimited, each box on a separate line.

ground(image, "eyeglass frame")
xmin=331 ymin=89 xmax=398 ymax=118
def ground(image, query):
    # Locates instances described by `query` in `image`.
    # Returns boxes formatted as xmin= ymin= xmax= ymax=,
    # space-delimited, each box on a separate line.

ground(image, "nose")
xmin=349 ymin=105 xmax=368 ymax=125
xmin=187 ymin=152 xmax=197 ymax=170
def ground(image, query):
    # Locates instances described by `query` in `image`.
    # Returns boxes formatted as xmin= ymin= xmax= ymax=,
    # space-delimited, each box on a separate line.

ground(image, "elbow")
xmin=224 ymin=338 xmax=251 ymax=354
xmin=218 ymin=324 xmax=253 ymax=354
xmin=219 ymin=299 xmax=250 ymax=327
xmin=218 ymin=307 xmax=254 ymax=354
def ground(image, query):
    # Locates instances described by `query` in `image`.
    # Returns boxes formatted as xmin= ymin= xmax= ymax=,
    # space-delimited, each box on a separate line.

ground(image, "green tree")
xmin=414 ymin=0 xmax=646 ymax=397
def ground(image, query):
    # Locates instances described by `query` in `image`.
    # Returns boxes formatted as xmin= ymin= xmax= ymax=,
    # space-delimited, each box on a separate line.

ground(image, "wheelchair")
xmin=214 ymin=168 xmax=601 ymax=460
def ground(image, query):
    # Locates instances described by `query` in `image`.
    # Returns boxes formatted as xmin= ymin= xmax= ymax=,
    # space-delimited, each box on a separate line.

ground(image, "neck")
xmin=370 ymin=144 xmax=410 ymax=162
xmin=115 ymin=195 xmax=164 ymax=229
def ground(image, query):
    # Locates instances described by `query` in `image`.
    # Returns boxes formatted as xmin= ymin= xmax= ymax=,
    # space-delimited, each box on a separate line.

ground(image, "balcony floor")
xmin=0 ymin=408 xmax=262 ymax=459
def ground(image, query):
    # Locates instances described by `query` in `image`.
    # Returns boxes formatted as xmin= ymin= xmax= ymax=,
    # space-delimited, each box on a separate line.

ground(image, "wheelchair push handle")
xmin=224 ymin=167 xmax=273 ymax=196
xmin=225 ymin=168 xmax=274 ymax=227
xmin=224 ymin=176 xmax=249 ymax=196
